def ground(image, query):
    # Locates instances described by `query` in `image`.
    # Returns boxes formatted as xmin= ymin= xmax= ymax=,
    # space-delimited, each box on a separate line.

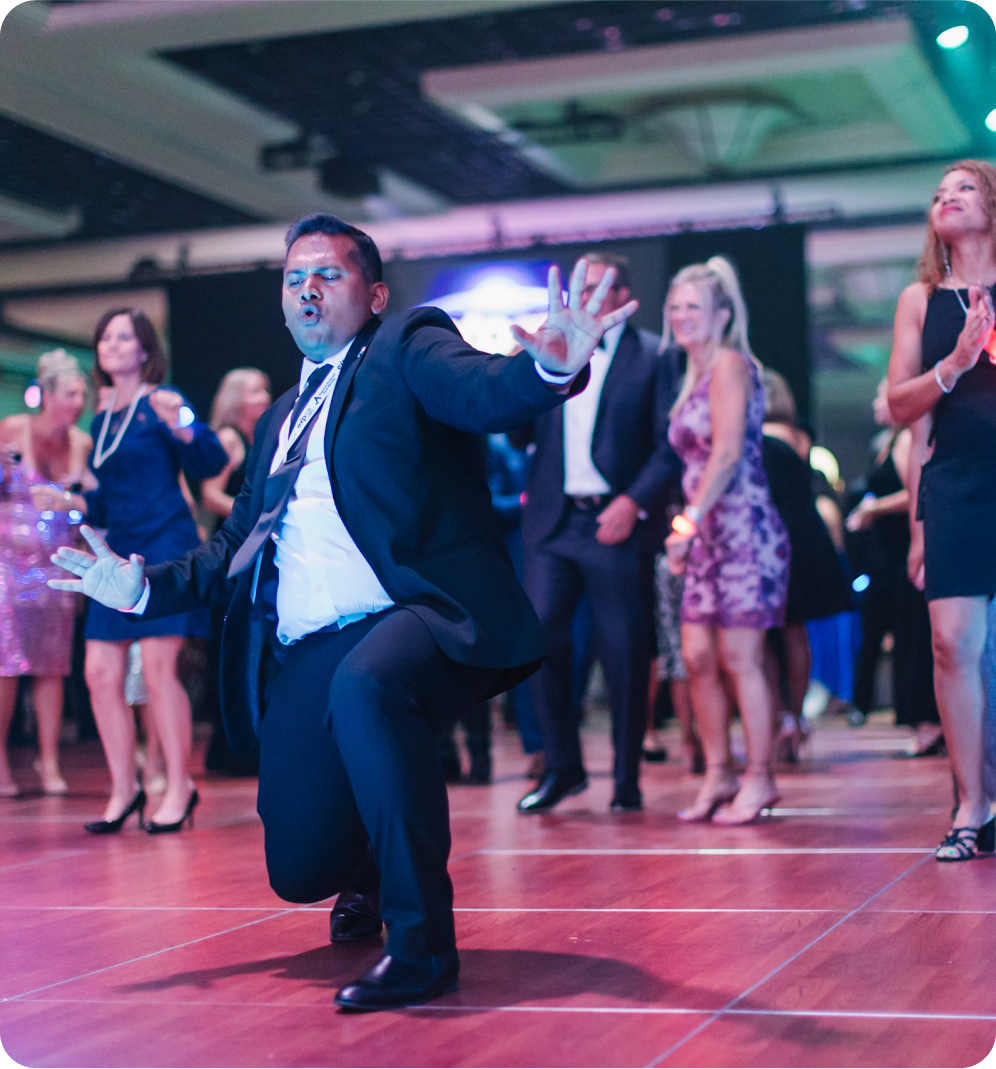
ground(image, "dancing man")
xmin=50 ymin=214 xmax=636 ymax=1010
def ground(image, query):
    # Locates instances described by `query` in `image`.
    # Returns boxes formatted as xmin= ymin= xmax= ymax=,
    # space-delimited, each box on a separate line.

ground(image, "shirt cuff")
xmin=533 ymin=361 xmax=577 ymax=384
xmin=123 ymin=581 xmax=151 ymax=615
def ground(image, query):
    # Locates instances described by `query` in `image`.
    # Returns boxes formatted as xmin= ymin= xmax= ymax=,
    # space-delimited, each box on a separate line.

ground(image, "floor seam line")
xmin=0 ymin=850 xmax=92 ymax=872
xmin=643 ymin=852 xmax=934 ymax=1068
xmin=10 ymin=998 xmax=996 ymax=1022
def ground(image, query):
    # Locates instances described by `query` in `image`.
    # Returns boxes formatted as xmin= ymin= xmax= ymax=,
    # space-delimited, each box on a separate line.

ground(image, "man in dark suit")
xmin=50 ymin=215 xmax=636 ymax=1011
xmin=516 ymin=253 xmax=682 ymax=815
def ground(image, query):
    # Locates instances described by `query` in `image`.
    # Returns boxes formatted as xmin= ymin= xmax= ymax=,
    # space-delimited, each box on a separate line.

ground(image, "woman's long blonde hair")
xmin=919 ymin=159 xmax=996 ymax=295
xmin=209 ymin=368 xmax=270 ymax=431
xmin=662 ymin=256 xmax=755 ymax=417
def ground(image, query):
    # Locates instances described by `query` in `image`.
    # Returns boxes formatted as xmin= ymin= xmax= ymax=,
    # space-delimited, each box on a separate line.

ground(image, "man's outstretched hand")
xmin=48 ymin=525 xmax=146 ymax=610
xmin=511 ymin=259 xmax=639 ymax=378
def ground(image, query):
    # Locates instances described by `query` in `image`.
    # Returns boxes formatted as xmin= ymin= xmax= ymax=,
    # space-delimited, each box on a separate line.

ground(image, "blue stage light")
xmin=852 ymin=574 xmax=870 ymax=593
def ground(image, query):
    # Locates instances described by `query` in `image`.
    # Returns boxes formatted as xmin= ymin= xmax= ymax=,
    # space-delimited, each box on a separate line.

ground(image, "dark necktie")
xmin=227 ymin=360 xmax=334 ymax=578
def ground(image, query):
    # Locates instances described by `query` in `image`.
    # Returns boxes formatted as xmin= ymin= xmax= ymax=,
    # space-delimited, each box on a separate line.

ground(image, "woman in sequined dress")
xmin=663 ymin=258 xmax=789 ymax=826
xmin=0 ymin=350 xmax=91 ymax=797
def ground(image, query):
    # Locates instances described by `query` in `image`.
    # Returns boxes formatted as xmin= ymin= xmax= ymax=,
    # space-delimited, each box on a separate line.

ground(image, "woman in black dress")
xmin=200 ymin=368 xmax=272 ymax=531
xmin=888 ymin=159 xmax=996 ymax=860
xmin=847 ymin=379 xmax=939 ymax=752
xmin=761 ymin=370 xmax=851 ymax=760
xmin=199 ymin=368 xmax=271 ymax=775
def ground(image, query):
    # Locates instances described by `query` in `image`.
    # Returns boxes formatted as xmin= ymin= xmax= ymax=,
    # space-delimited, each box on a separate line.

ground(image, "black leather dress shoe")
xmin=334 ymin=952 xmax=459 ymax=1011
xmin=329 ymin=890 xmax=383 ymax=943
xmin=517 ymin=770 xmax=587 ymax=813
xmin=610 ymin=785 xmax=642 ymax=812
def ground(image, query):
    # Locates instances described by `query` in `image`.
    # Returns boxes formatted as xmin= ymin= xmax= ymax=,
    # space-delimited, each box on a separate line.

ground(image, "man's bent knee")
xmin=265 ymin=852 xmax=350 ymax=904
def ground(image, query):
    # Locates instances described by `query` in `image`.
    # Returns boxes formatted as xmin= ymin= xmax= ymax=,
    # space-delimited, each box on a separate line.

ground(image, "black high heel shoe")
xmin=85 ymin=788 xmax=146 ymax=835
xmin=144 ymin=789 xmax=199 ymax=834
xmin=936 ymin=814 xmax=996 ymax=861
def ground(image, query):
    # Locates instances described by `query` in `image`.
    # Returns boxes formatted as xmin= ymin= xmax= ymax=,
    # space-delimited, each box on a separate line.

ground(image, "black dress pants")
xmin=256 ymin=606 xmax=499 ymax=964
xmin=524 ymin=507 xmax=654 ymax=790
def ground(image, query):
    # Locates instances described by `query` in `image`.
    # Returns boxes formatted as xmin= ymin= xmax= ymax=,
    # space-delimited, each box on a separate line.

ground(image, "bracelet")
xmin=934 ymin=363 xmax=954 ymax=394
xmin=685 ymin=504 xmax=702 ymax=523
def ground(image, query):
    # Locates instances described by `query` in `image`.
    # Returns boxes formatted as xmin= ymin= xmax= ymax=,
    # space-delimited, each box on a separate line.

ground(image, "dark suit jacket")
xmin=517 ymin=325 xmax=682 ymax=549
xmin=137 ymin=307 xmax=587 ymax=754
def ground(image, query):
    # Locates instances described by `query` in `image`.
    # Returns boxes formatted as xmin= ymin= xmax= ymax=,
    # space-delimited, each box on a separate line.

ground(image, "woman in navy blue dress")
xmin=83 ymin=309 xmax=227 ymax=834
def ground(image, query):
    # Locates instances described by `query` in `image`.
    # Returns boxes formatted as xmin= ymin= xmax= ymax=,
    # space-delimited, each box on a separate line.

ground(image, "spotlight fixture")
xmin=986 ymin=108 xmax=996 ymax=132
xmin=260 ymin=133 xmax=336 ymax=172
xmin=936 ymin=25 xmax=969 ymax=48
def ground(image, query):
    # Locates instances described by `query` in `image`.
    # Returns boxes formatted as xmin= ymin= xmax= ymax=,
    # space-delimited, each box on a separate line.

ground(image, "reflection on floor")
xmin=1 ymin=714 xmax=994 ymax=1069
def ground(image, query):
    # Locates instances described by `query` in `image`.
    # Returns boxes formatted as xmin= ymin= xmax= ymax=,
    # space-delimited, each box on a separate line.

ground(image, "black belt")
xmin=569 ymin=494 xmax=613 ymax=511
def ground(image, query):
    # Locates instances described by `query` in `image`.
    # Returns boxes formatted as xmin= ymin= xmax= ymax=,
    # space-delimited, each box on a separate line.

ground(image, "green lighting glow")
xmin=936 ymin=25 xmax=969 ymax=48
xmin=987 ymin=108 xmax=996 ymax=132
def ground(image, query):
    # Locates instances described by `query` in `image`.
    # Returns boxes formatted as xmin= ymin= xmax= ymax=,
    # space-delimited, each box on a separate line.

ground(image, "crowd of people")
xmin=1 ymin=158 xmax=994 ymax=1008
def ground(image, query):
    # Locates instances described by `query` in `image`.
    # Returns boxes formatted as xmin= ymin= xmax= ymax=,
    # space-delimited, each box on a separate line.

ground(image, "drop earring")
xmin=942 ymin=244 xmax=952 ymax=277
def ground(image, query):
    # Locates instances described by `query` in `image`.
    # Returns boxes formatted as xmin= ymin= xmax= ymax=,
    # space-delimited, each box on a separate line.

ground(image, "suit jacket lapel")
xmin=252 ymin=389 xmax=295 ymax=518
xmin=323 ymin=315 xmax=381 ymax=468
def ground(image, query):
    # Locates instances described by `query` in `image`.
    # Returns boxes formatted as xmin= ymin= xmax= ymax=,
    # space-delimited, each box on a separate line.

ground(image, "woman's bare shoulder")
xmin=712 ymin=348 xmax=751 ymax=381
xmin=215 ymin=426 xmax=245 ymax=463
xmin=0 ymin=414 xmax=29 ymax=441
xmin=69 ymin=424 xmax=92 ymax=448
xmin=897 ymin=282 xmax=929 ymax=314
xmin=216 ymin=426 xmax=242 ymax=448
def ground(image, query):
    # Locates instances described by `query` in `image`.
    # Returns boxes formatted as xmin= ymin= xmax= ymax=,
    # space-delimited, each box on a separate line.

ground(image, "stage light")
xmin=23 ymin=382 xmax=41 ymax=409
xmin=852 ymin=574 xmax=870 ymax=593
xmin=986 ymin=108 xmax=996 ymax=132
xmin=936 ymin=25 xmax=969 ymax=48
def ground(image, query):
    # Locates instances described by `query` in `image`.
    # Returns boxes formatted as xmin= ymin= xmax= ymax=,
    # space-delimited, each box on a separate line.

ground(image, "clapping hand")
xmin=951 ymin=284 xmax=996 ymax=374
xmin=510 ymin=259 xmax=639 ymax=378
xmin=48 ymin=525 xmax=146 ymax=610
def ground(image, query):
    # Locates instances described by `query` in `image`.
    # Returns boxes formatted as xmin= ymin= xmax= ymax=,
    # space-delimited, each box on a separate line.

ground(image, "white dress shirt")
xmin=562 ymin=321 xmax=624 ymax=496
xmin=270 ymin=342 xmax=393 ymax=645
xmin=127 ymin=344 xmax=580 ymax=626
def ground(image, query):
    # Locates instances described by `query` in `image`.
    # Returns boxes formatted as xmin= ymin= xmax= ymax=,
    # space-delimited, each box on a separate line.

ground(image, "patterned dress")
xmin=0 ymin=464 xmax=79 ymax=677
xmin=668 ymin=352 xmax=789 ymax=629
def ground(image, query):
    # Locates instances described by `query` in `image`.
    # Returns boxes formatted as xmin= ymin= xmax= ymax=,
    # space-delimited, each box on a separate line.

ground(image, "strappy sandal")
xmin=936 ymin=814 xmax=996 ymax=861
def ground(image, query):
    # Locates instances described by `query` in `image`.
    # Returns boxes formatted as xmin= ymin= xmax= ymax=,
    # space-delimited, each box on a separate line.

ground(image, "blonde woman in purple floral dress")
xmin=664 ymin=258 xmax=789 ymax=825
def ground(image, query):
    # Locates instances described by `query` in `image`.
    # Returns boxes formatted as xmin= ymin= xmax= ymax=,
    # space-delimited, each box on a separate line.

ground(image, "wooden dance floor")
xmin=1 ymin=715 xmax=995 ymax=1068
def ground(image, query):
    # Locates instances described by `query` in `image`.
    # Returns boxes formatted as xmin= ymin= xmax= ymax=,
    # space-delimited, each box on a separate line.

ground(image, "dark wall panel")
xmin=168 ymin=269 xmax=297 ymax=422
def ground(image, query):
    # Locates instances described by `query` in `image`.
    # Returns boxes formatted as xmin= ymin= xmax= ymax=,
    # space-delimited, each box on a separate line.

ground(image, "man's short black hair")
xmin=580 ymin=251 xmax=630 ymax=292
xmin=284 ymin=213 xmax=383 ymax=284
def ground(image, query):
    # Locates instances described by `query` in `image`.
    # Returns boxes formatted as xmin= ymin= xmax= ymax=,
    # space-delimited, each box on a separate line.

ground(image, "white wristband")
xmin=934 ymin=363 xmax=954 ymax=394
xmin=534 ymin=361 xmax=576 ymax=384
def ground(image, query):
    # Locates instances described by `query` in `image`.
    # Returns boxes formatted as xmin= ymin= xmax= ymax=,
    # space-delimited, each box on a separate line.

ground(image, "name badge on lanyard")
xmin=273 ymin=367 xmax=339 ymax=470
